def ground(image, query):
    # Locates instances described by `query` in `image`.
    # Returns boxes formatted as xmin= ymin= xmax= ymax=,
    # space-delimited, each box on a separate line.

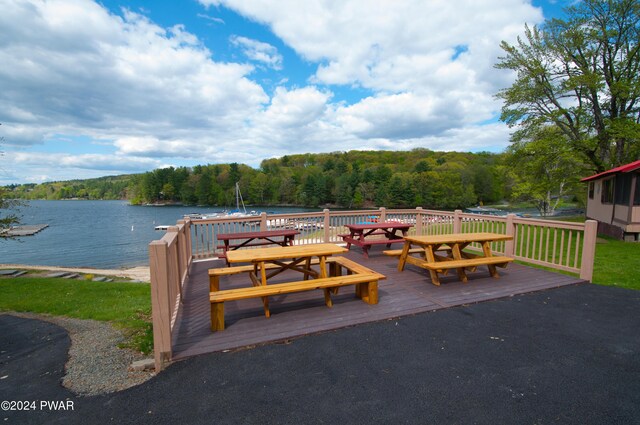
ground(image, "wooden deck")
xmin=171 ymin=245 xmax=585 ymax=360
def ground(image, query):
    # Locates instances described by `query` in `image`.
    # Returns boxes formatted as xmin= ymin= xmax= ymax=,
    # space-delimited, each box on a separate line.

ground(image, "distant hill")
xmin=3 ymin=149 xmax=511 ymax=209
xmin=5 ymin=174 xmax=135 ymax=201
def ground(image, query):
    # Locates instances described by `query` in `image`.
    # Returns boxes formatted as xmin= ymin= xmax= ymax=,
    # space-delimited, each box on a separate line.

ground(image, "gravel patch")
xmin=11 ymin=312 xmax=155 ymax=396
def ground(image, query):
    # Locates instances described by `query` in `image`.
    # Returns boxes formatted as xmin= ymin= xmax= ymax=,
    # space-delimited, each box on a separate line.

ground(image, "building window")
xmin=601 ymin=178 xmax=614 ymax=204
xmin=635 ymin=173 xmax=640 ymax=206
xmin=588 ymin=182 xmax=594 ymax=199
xmin=615 ymin=174 xmax=631 ymax=205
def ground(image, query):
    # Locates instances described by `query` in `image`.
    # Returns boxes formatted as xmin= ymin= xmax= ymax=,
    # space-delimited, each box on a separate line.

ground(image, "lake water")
xmin=0 ymin=201 xmax=317 ymax=269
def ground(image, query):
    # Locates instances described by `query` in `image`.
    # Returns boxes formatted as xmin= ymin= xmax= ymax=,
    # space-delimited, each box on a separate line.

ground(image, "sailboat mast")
xmin=236 ymin=182 xmax=240 ymax=211
xmin=235 ymin=182 xmax=247 ymax=214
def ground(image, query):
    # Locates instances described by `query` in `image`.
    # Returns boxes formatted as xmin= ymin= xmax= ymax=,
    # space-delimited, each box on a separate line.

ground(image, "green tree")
xmin=386 ymin=174 xmax=415 ymax=207
xmin=161 ymin=183 xmax=176 ymax=201
xmin=229 ymin=163 xmax=241 ymax=186
xmin=507 ymin=127 xmax=584 ymax=216
xmin=0 ymin=187 xmax=21 ymax=236
xmin=249 ymin=173 xmax=269 ymax=204
xmin=496 ymin=0 xmax=640 ymax=172
xmin=334 ymin=175 xmax=354 ymax=207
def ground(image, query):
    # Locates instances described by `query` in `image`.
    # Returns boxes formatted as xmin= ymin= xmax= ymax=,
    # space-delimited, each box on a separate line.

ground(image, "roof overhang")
xmin=581 ymin=159 xmax=640 ymax=182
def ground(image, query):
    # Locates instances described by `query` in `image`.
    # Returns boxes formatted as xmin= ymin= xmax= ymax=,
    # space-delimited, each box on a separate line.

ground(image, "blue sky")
xmin=0 ymin=0 xmax=569 ymax=185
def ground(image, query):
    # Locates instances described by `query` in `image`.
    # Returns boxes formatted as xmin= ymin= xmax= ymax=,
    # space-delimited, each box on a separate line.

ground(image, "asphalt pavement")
xmin=2 ymin=282 xmax=639 ymax=424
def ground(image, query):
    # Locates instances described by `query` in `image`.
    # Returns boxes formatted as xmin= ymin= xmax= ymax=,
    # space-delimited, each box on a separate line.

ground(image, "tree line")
xmin=6 ymin=175 xmax=133 ymax=201
xmin=5 ymin=149 xmax=525 ymax=210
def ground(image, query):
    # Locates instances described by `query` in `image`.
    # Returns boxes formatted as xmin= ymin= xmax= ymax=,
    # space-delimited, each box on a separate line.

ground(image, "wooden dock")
xmin=171 ymin=245 xmax=585 ymax=360
xmin=2 ymin=224 xmax=48 ymax=236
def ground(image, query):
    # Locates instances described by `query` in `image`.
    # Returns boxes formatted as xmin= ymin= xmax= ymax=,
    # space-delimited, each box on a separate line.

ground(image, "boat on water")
xmin=185 ymin=182 xmax=260 ymax=220
xmin=465 ymin=206 xmax=508 ymax=216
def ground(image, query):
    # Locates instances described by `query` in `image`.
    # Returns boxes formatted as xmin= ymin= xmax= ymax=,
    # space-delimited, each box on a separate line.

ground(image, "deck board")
xmin=171 ymin=245 xmax=584 ymax=360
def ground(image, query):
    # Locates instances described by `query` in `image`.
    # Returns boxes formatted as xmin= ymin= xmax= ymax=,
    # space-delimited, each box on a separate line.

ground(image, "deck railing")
xmin=148 ymin=207 xmax=597 ymax=370
xmin=148 ymin=219 xmax=192 ymax=371
xmin=187 ymin=207 xmax=596 ymax=280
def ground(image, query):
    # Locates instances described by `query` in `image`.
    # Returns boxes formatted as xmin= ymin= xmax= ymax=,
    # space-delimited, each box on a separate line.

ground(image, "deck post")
xmin=580 ymin=220 xmax=598 ymax=282
xmin=453 ymin=209 xmax=462 ymax=233
xmin=379 ymin=207 xmax=387 ymax=221
xmin=149 ymin=240 xmax=173 ymax=371
xmin=183 ymin=218 xmax=193 ymax=268
xmin=504 ymin=214 xmax=516 ymax=257
xmin=260 ymin=212 xmax=268 ymax=232
xmin=175 ymin=223 xmax=188 ymax=281
xmin=177 ymin=220 xmax=188 ymax=276
xmin=415 ymin=207 xmax=423 ymax=235
xmin=323 ymin=209 xmax=331 ymax=242
xmin=167 ymin=226 xmax=185 ymax=304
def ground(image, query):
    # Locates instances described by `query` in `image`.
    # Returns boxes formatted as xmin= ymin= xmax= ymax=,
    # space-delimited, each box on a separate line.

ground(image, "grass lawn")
xmin=0 ymin=277 xmax=153 ymax=354
xmin=592 ymin=236 xmax=640 ymax=291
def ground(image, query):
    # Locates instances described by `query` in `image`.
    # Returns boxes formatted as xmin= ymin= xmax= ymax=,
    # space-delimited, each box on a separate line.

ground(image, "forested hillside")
xmin=7 ymin=175 xmax=133 ymax=201
xmin=132 ymin=149 xmax=509 ymax=209
xmin=5 ymin=149 xmax=516 ymax=209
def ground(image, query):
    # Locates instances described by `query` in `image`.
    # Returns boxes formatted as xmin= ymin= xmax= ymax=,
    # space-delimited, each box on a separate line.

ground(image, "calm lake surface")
xmin=0 ymin=201 xmax=317 ymax=269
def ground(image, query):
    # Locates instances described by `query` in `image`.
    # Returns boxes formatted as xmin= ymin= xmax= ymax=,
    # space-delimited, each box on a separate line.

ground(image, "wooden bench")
xmin=420 ymin=256 xmax=513 ymax=271
xmin=341 ymin=235 xmax=405 ymax=257
xmin=327 ymin=256 xmax=385 ymax=278
xmin=208 ymin=256 xmax=385 ymax=291
xmin=209 ymin=259 xmax=323 ymax=291
xmin=383 ymin=248 xmax=429 ymax=256
xmin=326 ymin=256 xmax=386 ymax=296
xmin=419 ymin=255 xmax=514 ymax=285
xmin=209 ymin=273 xmax=381 ymax=331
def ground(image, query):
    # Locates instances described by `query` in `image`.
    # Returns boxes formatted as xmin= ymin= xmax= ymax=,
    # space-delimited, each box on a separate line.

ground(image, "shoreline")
xmin=0 ymin=264 xmax=150 ymax=282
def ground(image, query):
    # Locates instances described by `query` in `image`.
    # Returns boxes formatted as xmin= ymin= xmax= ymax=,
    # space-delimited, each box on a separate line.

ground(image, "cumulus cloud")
xmin=0 ymin=0 xmax=267 ymax=148
xmin=0 ymin=150 xmax=164 ymax=184
xmin=230 ymin=35 xmax=283 ymax=70
xmin=11 ymin=152 xmax=162 ymax=171
xmin=1 ymin=0 xmax=547 ymax=183
xmin=198 ymin=0 xmax=543 ymax=148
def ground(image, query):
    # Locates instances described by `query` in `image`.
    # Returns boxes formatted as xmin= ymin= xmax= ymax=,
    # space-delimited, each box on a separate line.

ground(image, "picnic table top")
xmin=404 ymin=232 xmax=513 ymax=245
xmin=226 ymin=243 xmax=347 ymax=263
xmin=345 ymin=221 xmax=413 ymax=231
xmin=217 ymin=229 xmax=300 ymax=240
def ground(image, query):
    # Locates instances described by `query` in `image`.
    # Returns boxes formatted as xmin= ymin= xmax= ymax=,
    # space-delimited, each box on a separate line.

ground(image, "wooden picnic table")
xmin=217 ymin=229 xmax=300 ymax=264
xmin=209 ymin=243 xmax=382 ymax=330
xmin=225 ymin=243 xmax=348 ymax=286
xmin=397 ymin=232 xmax=514 ymax=286
xmin=341 ymin=221 xmax=413 ymax=258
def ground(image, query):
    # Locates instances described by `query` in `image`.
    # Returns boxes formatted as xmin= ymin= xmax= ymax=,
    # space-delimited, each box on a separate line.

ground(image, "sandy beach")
xmin=0 ymin=264 xmax=151 ymax=282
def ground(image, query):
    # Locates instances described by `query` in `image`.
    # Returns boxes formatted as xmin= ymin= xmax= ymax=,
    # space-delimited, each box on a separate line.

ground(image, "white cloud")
xmin=1 ymin=0 xmax=547 ymax=184
xmin=197 ymin=0 xmax=544 ymax=151
xmin=230 ymin=35 xmax=283 ymax=70
xmin=0 ymin=0 xmax=268 ymax=148
xmin=0 ymin=150 xmax=165 ymax=185
xmin=197 ymin=13 xmax=225 ymax=24
xmin=201 ymin=0 xmax=542 ymax=91
xmin=11 ymin=152 xmax=163 ymax=172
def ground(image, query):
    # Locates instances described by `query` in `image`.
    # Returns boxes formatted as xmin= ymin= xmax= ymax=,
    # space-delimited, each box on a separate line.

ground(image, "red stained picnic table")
xmin=217 ymin=229 xmax=300 ymax=265
xmin=341 ymin=221 xmax=412 ymax=258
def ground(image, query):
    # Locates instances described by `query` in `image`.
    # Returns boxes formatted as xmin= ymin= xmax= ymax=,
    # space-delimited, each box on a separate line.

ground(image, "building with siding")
xmin=581 ymin=160 xmax=640 ymax=241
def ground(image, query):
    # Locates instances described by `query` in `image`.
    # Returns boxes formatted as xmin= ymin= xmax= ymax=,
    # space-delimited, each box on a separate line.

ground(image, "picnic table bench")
xmin=340 ymin=221 xmax=413 ymax=258
xmin=208 ymin=245 xmax=384 ymax=331
xmin=397 ymin=233 xmax=514 ymax=286
xmin=217 ymin=229 xmax=300 ymax=264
